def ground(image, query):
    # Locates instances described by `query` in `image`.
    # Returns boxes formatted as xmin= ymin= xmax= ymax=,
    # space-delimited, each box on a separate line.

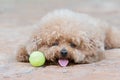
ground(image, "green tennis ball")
xmin=29 ymin=51 xmax=46 ymax=67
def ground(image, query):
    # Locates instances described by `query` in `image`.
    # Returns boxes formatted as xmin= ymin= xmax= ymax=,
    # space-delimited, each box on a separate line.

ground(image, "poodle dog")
xmin=16 ymin=9 xmax=120 ymax=66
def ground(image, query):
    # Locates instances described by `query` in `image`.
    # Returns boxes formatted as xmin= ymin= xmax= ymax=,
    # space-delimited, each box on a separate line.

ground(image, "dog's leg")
xmin=16 ymin=45 xmax=29 ymax=62
xmin=105 ymin=27 xmax=120 ymax=49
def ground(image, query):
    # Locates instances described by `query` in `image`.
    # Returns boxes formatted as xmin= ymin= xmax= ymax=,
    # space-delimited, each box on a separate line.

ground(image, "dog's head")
xmin=29 ymin=26 xmax=104 ymax=67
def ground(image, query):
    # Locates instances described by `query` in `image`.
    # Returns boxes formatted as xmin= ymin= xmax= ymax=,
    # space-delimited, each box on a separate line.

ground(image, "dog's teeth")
xmin=58 ymin=59 xmax=69 ymax=67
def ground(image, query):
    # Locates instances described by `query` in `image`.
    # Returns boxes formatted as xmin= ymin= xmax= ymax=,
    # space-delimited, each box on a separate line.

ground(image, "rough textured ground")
xmin=0 ymin=0 xmax=120 ymax=80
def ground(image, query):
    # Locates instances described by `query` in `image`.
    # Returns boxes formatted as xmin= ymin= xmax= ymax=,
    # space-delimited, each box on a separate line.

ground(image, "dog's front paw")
xmin=16 ymin=45 xmax=29 ymax=62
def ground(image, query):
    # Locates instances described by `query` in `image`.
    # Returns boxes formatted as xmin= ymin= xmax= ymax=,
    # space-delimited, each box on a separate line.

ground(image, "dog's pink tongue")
xmin=58 ymin=59 xmax=69 ymax=67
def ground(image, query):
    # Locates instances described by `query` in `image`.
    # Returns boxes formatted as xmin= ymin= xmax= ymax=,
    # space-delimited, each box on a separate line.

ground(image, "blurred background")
xmin=0 ymin=0 xmax=120 ymax=27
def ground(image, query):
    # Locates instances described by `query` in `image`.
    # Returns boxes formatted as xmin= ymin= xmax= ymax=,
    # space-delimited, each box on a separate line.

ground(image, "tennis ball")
xmin=29 ymin=51 xmax=45 ymax=67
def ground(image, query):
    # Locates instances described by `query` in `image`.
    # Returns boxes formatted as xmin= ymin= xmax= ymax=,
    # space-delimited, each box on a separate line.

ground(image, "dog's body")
xmin=16 ymin=9 xmax=120 ymax=66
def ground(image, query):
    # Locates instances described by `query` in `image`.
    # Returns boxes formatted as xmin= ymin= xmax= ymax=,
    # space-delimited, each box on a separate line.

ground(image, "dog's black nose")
xmin=60 ymin=48 xmax=68 ymax=57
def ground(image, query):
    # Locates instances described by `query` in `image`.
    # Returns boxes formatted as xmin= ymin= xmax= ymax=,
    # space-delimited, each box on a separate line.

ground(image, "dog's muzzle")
xmin=58 ymin=48 xmax=69 ymax=67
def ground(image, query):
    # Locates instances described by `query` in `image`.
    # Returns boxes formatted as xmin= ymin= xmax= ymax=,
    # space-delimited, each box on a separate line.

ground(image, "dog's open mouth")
xmin=58 ymin=59 xmax=69 ymax=67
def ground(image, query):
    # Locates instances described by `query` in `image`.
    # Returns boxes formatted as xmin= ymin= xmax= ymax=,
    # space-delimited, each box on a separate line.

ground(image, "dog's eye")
xmin=70 ymin=43 xmax=77 ymax=48
xmin=52 ymin=42 xmax=59 ymax=46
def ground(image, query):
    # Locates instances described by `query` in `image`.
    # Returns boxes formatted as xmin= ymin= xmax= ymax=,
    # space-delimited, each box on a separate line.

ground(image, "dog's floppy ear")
xmin=16 ymin=35 xmax=43 ymax=62
xmin=16 ymin=34 xmax=43 ymax=62
xmin=77 ymin=32 xmax=90 ymax=48
xmin=79 ymin=32 xmax=97 ymax=51
xmin=26 ymin=35 xmax=44 ymax=53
